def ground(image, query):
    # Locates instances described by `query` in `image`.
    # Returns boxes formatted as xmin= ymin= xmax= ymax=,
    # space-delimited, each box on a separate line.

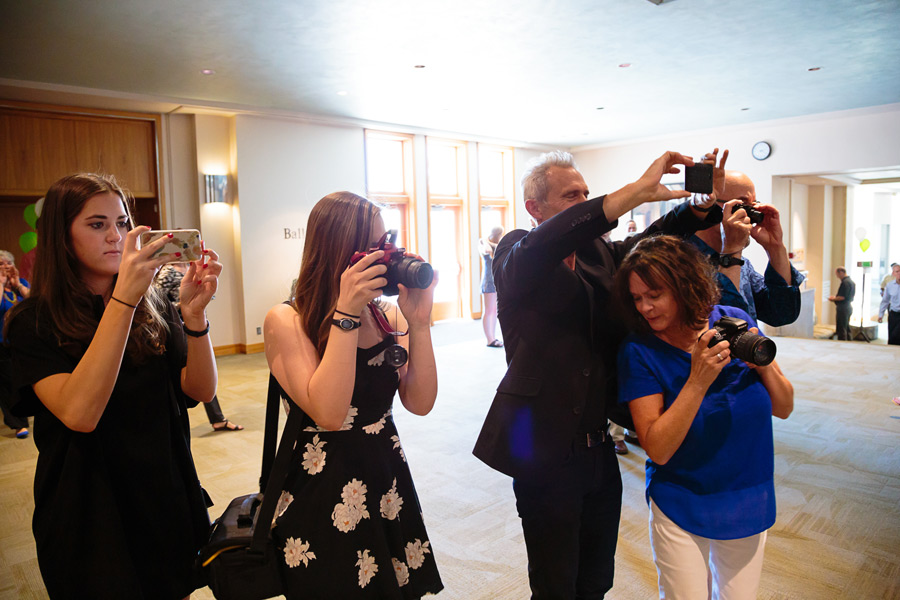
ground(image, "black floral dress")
xmin=273 ymin=336 xmax=443 ymax=599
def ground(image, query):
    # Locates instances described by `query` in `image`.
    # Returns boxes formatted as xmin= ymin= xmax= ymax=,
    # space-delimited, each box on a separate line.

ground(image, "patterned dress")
xmin=273 ymin=336 xmax=443 ymax=599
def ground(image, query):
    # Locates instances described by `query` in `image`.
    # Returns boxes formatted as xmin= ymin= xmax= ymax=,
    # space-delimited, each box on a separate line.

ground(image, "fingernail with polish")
xmin=175 ymin=252 xmax=182 ymax=257
xmin=203 ymin=263 xmax=209 ymax=268
xmin=167 ymin=233 xmax=174 ymax=238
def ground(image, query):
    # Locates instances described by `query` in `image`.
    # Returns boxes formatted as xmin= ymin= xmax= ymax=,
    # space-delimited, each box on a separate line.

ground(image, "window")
xmin=477 ymin=144 xmax=515 ymax=239
xmin=365 ymin=130 xmax=416 ymax=250
xmin=426 ymin=137 xmax=469 ymax=320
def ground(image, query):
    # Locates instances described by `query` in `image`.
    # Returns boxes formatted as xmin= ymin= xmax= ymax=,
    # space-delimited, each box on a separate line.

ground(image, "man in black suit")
xmin=829 ymin=266 xmax=856 ymax=340
xmin=473 ymin=149 xmax=723 ymax=599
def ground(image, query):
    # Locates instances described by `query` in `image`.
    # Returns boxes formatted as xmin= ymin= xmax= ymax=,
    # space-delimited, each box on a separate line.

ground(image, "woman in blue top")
xmin=614 ymin=235 xmax=793 ymax=600
xmin=0 ymin=250 xmax=31 ymax=438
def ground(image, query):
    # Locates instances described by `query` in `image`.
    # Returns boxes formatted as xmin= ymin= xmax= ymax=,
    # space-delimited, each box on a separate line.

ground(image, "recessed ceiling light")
xmin=200 ymin=69 xmax=215 ymax=75
xmin=414 ymin=65 xmax=426 ymax=69
xmin=808 ymin=67 xmax=822 ymax=71
xmin=618 ymin=63 xmax=631 ymax=68
xmin=741 ymin=107 xmax=750 ymax=111
xmin=337 ymin=91 xmax=348 ymax=96
xmin=596 ymin=107 xmax=604 ymax=110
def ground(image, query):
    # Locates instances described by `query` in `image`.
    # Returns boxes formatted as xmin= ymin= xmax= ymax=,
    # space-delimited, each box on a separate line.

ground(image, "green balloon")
xmin=19 ymin=231 xmax=37 ymax=253
xmin=860 ymin=238 xmax=871 ymax=252
xmin=24 ymin=203 xmax=38 ymax=229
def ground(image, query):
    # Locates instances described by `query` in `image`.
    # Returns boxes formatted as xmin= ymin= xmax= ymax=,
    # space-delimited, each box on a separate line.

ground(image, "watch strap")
xmin=718 ymin=254 xmax=745 ymax=268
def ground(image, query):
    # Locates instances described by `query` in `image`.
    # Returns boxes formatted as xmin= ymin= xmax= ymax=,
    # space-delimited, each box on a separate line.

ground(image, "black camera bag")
xmin=197 ymin=374 xmax=304 ymax=600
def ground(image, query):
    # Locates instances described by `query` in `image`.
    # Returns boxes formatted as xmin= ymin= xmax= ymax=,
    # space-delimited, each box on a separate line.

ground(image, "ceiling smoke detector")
xmin=646 ymin=0 xmax=677 ymax=4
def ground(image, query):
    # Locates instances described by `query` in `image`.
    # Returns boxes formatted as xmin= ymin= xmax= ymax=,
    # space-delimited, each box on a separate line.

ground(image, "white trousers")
xmin=649 ymin=500 xmax=767 ymax=600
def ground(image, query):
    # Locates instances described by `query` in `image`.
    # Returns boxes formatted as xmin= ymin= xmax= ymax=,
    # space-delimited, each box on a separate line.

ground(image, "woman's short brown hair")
xmin=613 ymin=235 xmax=721 ymax=334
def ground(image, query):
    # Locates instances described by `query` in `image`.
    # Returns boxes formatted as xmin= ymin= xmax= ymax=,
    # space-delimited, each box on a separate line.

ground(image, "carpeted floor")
xmin=1 ymin=319 xmax=898 ymax=599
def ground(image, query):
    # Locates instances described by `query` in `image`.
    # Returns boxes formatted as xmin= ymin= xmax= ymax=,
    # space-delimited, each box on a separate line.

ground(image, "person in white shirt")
xmin=877 ymin=263 xmax=900 ymax=346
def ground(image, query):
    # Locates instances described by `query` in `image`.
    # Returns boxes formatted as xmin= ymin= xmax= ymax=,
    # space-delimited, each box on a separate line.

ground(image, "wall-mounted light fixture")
xmin=204 ymin=174 xmax=228 ymax=204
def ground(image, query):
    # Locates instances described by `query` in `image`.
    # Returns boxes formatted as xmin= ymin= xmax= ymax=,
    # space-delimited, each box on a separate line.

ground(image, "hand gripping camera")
xmin=732 ymin=203 xmax=764 ymax=225
xmin=349 ymin=230 xmax=434 ymax=296
xmin=707 ymin=316 xmax=776 ymax=366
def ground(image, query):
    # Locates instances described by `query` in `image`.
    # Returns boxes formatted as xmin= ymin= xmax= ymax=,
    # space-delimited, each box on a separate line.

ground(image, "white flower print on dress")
xmin=332 ymin=501 xmax=368 ymax=533
xmin=283 ymin=537 xmax=316 ymax=568
xmin=404 ymin=539 xmax=431 ymax=570
xmin=332 ymin=479 xmax=370 ymax=532
xmin=392 ymin=557 xmax=409 ymax=587
xmin=391 ymin=435 xmax=407 ymax=462
xmin=341 ymin=479 xmax=367 ymax=507
xmin=362 ymin=411 xmax=389 ymax=435
xmin=275 ymin=491 xmax=294 ymax=519
xmin=367 ymin=351 xmax=385 ymax=367
xmin=301 ymin=434 xmax=327 ymax=475
xmin=339 ymin=406 xmax=358 ymax=430
xmin=303 ymin=406 xmax=359 ymax=432
xmin=380 ymin=478 xmax=404 ymax=520
xmin=356 ymin=549 xmax=378 ymax=588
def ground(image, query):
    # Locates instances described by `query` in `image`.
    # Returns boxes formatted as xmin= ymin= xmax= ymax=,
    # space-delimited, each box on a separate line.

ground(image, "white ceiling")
xmin=1 ymin=0 xmax=899 ymax=149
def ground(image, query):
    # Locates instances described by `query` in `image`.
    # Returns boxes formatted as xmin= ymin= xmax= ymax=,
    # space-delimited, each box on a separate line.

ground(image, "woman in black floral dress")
xmin=264 ymin=191 xmax=443 ymax=599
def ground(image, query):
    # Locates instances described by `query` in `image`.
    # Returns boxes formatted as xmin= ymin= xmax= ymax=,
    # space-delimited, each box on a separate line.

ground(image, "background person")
xmin=473 ymin=148 xmax=725 ymax=599
xmin=264 ymin=191 xmax=443 ymax=598
xmin=878 ymin=262 xmax=900 ymax=345
xmin=0 ymin=250 xmax=31 ymax=438
xmin=156 ymin=262 xmax=244 ymax=432
xmin=479 ymin=226 xmax=504 ymax=347
xmin=4 ymin=173 xmax=220 ymax=598
xmin=829 ymin=266 xmax=855 ymax=340
xmin=615 ymin=235 xmax=793 ymax=600
xmin=690 ymin=170 xmax=805 ymax=327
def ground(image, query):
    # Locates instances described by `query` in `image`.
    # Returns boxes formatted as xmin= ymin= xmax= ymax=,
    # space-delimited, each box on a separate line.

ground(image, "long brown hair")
xmin=5 ymin=173 xmax=169 ymax=361
xmin=291 ymin=192 xmax=381 ymax=359
xmin=614 ymin=235 xmax=720 ymax=335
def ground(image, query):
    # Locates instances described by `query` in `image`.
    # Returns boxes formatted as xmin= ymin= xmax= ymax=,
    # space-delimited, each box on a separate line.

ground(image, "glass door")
xmin=429 ymin=205 xmax=462 ymax=320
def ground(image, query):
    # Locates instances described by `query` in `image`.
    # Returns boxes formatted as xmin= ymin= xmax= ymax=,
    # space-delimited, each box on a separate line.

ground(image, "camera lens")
xmin=731 ymin=332 xmax=776 ymax=366
xmin=383 ymin=344 xmax=408 ymax=368
xmin=396 ymin=257 xmax=434 ymax=289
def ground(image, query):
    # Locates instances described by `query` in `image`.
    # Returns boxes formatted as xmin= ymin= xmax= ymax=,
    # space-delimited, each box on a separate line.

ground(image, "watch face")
xmin=752 ymin=141 xmax=771 ymax=160
xmin=335 ymin=317 xmax=360 ymax=330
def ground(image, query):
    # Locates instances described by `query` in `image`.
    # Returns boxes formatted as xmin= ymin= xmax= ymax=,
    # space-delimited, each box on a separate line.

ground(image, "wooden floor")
xmin=1 ymin=320 xmax=898 ymax=599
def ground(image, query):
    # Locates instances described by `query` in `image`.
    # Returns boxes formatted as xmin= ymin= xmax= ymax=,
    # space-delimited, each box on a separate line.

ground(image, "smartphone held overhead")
xmin=684 ymin=163 xmax=714 ymax=194
xmin=141 ymin=229 xmax=203 ymax=263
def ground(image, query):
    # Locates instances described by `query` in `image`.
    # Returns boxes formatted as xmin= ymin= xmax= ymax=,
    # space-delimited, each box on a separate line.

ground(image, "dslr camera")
xmin=732 ymin=203 xmax=764 ymax=225
xmin=707 ymin=316 xmax=776 ymax=366
xmin=350 ymin=230 xmax=434 ymax=296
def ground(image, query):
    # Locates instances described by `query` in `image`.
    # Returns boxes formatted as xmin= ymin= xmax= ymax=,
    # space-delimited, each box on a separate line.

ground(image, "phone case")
xmin=684 ymin=163 xmax=713 ymax=194
xmin=141 ymin=229 xmax=203 ymax=263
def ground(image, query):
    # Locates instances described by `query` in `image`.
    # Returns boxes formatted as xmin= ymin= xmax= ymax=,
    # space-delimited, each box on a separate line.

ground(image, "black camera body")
xmin=707 ymin=316 xmax=776 ymax=366
xmin=733 ymin=203 xmax=764 ymax=225
xmin=349 ymin=230 xmax=434 ymax=296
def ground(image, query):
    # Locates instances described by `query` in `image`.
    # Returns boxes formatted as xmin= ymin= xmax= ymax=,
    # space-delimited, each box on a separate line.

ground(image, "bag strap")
xmin=249 ymin=373 xmax=307 ymax=555
xmin=259 ymin=372 xmax=284 ymax=492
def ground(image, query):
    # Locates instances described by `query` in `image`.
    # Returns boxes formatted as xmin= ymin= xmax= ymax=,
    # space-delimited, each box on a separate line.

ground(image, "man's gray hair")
xmin=521 ymin=150 xmax=578 ymax=204
xmin=0 ymin=250 xmax=14 ymax=264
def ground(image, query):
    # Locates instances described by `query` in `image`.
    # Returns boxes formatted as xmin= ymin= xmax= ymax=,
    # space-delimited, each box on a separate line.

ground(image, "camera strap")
xmin=367 ymin=302 xmax=408 ymax=337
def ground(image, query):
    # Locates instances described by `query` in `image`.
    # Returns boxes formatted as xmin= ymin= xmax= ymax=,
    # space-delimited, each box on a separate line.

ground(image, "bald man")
xmin=689 ymin=171 xmax=805 ymax=327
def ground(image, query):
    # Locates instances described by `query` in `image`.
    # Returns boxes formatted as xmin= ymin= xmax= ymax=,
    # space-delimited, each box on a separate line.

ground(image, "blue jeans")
xmin=513 ymin=439 xmax=623 ymax=600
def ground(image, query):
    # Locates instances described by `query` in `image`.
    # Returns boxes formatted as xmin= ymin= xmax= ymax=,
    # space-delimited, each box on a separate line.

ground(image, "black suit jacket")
xmin=472 ymin=196 xmax=720 ymax=482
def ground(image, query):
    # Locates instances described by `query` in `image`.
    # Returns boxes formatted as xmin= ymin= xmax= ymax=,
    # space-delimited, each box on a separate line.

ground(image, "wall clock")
xmin=752 ymin=141 xmax=772 ymax=161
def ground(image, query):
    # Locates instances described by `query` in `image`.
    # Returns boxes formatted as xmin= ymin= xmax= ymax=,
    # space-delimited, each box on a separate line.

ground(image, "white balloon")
xmin=854 ymin=227 xmax=867 ymax=241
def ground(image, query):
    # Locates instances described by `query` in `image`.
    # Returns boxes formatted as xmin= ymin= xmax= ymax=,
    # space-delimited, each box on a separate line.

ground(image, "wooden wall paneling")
xmin=72 ymin=119 xmax=157 ymax=197
xmin=0 ymin=111 xmax=79 ymax=195
xmin=0 ymin=201 xmax=32 ymax=263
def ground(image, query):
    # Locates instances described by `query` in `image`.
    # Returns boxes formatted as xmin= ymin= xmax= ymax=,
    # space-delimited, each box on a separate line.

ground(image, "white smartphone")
xmin=140 ymin=229 xmax=203 ymax=263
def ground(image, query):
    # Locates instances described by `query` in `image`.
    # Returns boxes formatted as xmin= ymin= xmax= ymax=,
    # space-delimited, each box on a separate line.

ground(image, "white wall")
xmin=573 ymin=104 xmax=900 ymax=317
xmin=193 ymin=115 xmax=242 ymax=348
xmin=233 ymin=115 xmax=366 ymax=345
